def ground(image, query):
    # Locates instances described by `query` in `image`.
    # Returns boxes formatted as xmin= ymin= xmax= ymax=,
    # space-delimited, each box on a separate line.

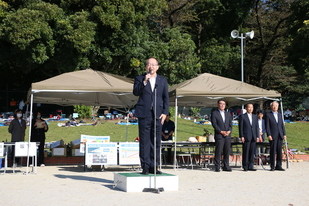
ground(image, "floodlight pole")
xmin=240 ymin=33 xmax=244 ymax=83
xmin=239 ymin=33 xmax=245 ymax=110
xmin=231 ymin=30 xmax=254 ymax=110
xmin=231 ymin=30 xmax=254 ymax=83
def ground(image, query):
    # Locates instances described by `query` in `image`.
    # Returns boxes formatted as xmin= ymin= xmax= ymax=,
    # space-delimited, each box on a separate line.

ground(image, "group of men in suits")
xmin=133 ymin=57 xmax=286 ymax=174
xmin=211 ymin=99 xmax=287 ymax=172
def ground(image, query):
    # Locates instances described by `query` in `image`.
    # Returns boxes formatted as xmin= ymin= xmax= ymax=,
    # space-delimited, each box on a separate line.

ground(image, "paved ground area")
xmin=1 ymin=162 xmax=308 ymax=206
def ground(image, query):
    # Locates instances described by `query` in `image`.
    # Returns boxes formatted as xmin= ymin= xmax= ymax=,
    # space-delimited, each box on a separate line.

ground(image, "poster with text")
xmin=85 ymin=142 xmax=117 ymax=165
xmin=119 ymin=142 xmax=140 ymax=165
xmin=80 ymin=135 xmax=110 ymax=153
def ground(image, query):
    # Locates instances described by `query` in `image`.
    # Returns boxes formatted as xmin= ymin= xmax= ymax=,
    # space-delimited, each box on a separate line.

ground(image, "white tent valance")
xmin=169 ymin=73 xmax=281 ymax=107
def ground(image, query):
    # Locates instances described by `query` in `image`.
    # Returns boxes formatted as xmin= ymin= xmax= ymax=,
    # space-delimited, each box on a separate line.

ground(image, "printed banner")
xmin=85 ymin=142 xmax=117 ymax=165
xmin=80 ymin=134 xmax=110 ymax=153
xmin=118 ymin=142 xmax=140 ymax=165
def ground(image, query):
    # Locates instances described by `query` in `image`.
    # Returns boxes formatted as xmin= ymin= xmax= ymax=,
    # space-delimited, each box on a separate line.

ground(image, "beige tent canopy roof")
xmin=29 ymin=69 xmax=138 ymax=108
xmin=169 ymin=73 xmax=281 ymax=107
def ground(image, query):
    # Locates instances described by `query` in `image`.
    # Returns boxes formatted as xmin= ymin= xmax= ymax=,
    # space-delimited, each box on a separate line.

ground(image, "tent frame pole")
xmin=173 ymin=97 xmax=178 ymax=170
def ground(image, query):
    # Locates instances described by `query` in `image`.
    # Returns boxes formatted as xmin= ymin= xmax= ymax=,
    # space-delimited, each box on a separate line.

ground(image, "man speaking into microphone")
xmin=133 ymin=57 xmax=169 ymax=175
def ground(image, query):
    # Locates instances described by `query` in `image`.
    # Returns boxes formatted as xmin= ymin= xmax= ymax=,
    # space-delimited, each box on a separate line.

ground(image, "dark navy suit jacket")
xmin=265 ymin=111 xmax=286 ymax=140
xmin=238 ymin=113 xmax=259 ymax=141
xmin=211 ymin=110 xmax=232 ymax=138
xmin=133 ymin=73 xmax=169 ymax=118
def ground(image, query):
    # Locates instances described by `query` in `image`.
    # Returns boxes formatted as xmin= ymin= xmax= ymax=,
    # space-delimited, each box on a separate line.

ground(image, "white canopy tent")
xmin=29 ymin=69 xmax=137 ymax=108
xmin=25 ymin=69 xmax=138 ymax=173
xmin=168 ymin=73 xmax=285 ymax=169
xmin=169 ymin=73 xmax=281 ymax=107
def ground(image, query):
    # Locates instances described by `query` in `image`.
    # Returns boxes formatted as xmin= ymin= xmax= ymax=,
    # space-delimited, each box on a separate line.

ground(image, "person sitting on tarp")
xmin=284 ymin=109 xmax=292 ymax=120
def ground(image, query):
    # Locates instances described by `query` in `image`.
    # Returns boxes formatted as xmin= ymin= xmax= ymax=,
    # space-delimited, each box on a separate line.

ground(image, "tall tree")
xmin=285 ymin=0 xmax=309 ymax=107
xmin=243 ymin=0 xmax=292 ymax=87
xmin=188 ymin=0 xmax=255 ymax=76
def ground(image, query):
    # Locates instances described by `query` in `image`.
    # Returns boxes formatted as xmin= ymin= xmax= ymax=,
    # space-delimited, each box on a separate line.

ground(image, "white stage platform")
xmin=113 ymin=172 xmax=179 ymax=192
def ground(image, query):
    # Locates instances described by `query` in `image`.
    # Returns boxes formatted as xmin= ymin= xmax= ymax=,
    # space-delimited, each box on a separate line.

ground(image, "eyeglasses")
xmin=146 ymin=64 xmax=159 ymax=67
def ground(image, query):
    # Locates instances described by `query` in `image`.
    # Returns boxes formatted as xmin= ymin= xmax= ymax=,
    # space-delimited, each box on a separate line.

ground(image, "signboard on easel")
xmin=118 ymin=142 xmax=140 ymax=165
xmin=85 ymin=142 xmax=117 ymax=165
xmin=14 ymin=142 xmax=36 ymax=157
xmin=80 ymin=134 xmax=110 ymax=153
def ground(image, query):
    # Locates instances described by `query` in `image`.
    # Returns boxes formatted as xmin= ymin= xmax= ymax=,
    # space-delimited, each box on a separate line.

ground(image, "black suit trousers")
xmin=214 ymin=136 xmax=231 ymax=169
xmin=242 ymin=140 xmax=256 ymax=170
xmin=269 ymin=137 xmax=283 ymax=169
xmin=138 ymin=111 xmax=162 ymax=170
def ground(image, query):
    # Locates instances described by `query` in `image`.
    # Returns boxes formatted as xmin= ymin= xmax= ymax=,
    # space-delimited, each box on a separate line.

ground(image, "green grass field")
xmin=1 ymin=118 xmax=308 ymax=153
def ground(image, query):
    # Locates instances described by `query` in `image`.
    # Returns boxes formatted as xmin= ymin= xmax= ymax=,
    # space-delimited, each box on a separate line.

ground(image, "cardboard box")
xmin=52 ymin=147 xmax=67 ymax=156
xmin=50 ymin=140 xmax=65 ymax=149
xmin=196 ymin=136 xmax=207 ymax=142
xmin=71 ymin=139 xmax=81 ymax=149
xmin=72 ymin=149 xmax=84 ymax=156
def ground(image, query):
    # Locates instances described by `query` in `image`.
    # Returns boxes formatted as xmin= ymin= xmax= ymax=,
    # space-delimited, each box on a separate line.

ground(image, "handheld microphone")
xmin=145 ymin=72 xmax=150 ymax=82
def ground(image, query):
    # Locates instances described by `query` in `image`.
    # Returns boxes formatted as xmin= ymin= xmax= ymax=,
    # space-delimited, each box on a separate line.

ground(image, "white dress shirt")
xmin=272 ymin=112 xmax=278 ymax=123
xmin=258 ymin=119 xmax=263 ymax=131
xmin=219 ymin=110 xmax=225 ymax=123
xmin=149 ymin=76 xmax=156 ymax=92
xmin=247 ymin=113 xmax=252 ymax=125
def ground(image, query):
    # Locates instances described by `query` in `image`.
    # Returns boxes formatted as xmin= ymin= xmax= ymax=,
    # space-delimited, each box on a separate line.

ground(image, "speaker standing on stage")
xmin=265 ymin=101 xmax=286 ymax=171
xmin=211 ymin=99 xmax=233 ymax=172
xmin=133 ymin=57 xmax=169 ymax=175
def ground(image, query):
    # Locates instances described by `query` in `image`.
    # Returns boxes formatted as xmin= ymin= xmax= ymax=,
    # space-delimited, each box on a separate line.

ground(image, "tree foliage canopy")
xmin=0 ymin=0 xmax=308 ymax=109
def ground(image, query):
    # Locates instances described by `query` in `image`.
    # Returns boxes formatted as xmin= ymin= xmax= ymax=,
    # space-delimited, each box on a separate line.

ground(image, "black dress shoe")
xmin=243 ymin=169 xmax=248 ymax=172
xmin=215 ymin=168 xmax=220 ymax=172
xmin=223 ymin=168 xmax=232 ymax=172
xmin=275 ymin=167 xmax=285 ymax=171
xmin=270 ymin=168 xmax=275 ymax=171
xmin=154 ymin=170 xmax=162 ymax=174
xmin=248 ymin=169 xmax=257 ymax=171
xmin=149 ymin=168 xmax=162 ymax=174
xmin=141 ymin=169 xmax=149 ymax=175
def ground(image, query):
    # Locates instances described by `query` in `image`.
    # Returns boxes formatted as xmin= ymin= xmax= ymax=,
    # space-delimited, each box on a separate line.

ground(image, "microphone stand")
xmin=143 ymin=84 xmax=164 ymax=194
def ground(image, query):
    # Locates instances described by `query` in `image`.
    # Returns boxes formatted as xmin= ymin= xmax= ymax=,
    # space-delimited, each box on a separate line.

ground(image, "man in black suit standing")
xmin=133 ymin=57 xmax=169 ymax=175
xmin=265 ymin=101 xmax=287 ymax=171
xmin=238 ymin=103 xmax=260 ymax=171
xmin=211 ymin=99 xmax=233 ymax=172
